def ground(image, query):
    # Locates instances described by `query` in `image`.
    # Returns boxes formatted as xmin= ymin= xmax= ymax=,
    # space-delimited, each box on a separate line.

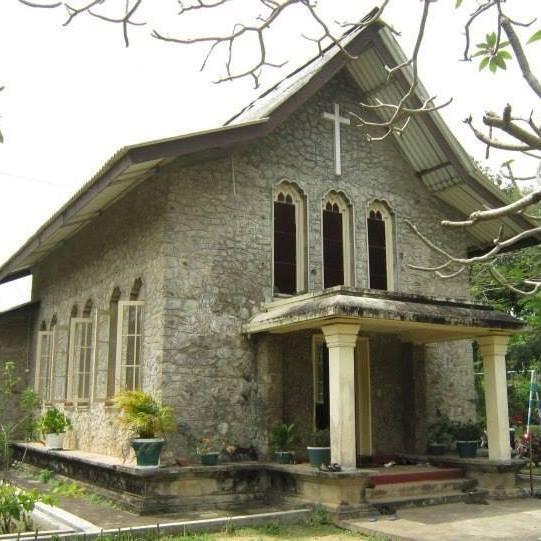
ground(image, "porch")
xmin=12 ymin=442 xmax=522 ymax=518
xmin=245 ymin=287 xmax=524 ymax=468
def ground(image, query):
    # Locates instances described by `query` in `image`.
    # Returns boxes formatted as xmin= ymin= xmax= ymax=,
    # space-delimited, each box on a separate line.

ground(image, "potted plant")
xmin=38 ymin=407 xmax=72 ymax=450
xmin=269 ymin=423 xmax=295 ymax=464
xmin=452 ymin=420 xmax=483 ymax=458
xmin=197 ymin=437 xmax=221 ymax=466
xmin=427 ymin=415 xmax=453 ymax=455
xmin=307 ymin=429 xmax=331 ymax=467
xmin=114 ymin=390 xmax=176 ymax=468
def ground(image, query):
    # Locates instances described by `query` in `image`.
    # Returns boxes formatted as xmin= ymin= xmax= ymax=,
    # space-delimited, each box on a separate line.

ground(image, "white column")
xmin=322 ymin=323 xmax=360 ymax=470
xmin=478 ymin=335 xmax=511 ymax=461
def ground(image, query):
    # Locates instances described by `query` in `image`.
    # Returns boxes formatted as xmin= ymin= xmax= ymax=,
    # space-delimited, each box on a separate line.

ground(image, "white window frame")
xmin=35 ymin=330 xmax=55 ymax=402
xmin=67 ymin=317 xmax=95 ymax=405
xmin=321 ymin=191 xmax=353 ymax=288
xmin=115 ymin=300 xmax=144 ymax=394
xmin=366 ymin=202 xmax=394 ymax=291
xmin=272 ymin=181 xmax=306 ymax=295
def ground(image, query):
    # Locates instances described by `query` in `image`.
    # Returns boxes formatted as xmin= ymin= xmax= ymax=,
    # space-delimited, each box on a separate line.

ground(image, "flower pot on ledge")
xmin=45 ymin=433 xmax=66 ymax=450
xmin=456 ymin=440 xmax=478 ymax=458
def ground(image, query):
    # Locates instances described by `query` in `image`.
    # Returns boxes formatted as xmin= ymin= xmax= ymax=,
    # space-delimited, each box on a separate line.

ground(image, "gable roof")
xmin=0 ymin=17 xmax=537 ymax=285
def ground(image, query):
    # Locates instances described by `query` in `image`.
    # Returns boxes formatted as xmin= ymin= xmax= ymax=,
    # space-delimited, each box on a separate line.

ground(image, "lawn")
xmin=94 ymin=525 xmax=383 ymax=541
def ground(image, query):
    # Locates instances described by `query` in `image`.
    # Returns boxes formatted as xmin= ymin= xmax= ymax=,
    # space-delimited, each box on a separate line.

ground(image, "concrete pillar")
xmin=322 ymin=323 xmax=360 ymax=470
xmin=478 ymin=335 xmax=511 ymax=461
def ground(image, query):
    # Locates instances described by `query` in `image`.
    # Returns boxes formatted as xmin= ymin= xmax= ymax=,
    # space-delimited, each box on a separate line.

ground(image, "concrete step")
xmin=366 ymin=478 xmax=476 ymax=500
xmin=366 ymin=488 xmax=488 ymax=509
xmin=368 ymin=467 xmax=463 ymax=486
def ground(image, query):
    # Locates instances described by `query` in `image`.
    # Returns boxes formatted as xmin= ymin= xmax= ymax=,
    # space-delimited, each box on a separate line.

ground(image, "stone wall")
xmin=425 ymin=340 xmax=476 ymax=425
xmin=159 ymin=69 xmax=476 ymax=457
xmin=30 ymin=174 xmax=169 ymax=458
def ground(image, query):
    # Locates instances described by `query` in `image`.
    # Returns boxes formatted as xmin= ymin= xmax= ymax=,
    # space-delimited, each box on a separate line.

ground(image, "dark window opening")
xmin=323 ymin=204 xmax=344 ymax=288
xmin=274 ymin=198 xmax=297 ymax=295
xmin=315 ymin=343 xmax=330 ymax=430
xmin=368 ymin=210 xmax=388 ymax=290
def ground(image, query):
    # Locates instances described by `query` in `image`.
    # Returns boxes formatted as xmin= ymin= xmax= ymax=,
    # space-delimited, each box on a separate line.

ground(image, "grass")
xmin=78 ymin=524 xmax=378 ymax=541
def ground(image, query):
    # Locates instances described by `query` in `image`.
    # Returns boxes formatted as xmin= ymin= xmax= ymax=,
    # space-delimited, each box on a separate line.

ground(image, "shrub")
xmin=452 ymin=420 xmax=484 ymax=441
xmin=427 ymin=414 xmax=454 ymax=445
xmin=308 ymin=429 xmax=330 ymax=447
xmin=114 ymin=391 xmax=176 ymax=438
xmin=269 ymin=423 xmax=296 ymax=452
xmin=0 ymin=482 xmax=55 ymax=534
xmin=38 ymin=407 xmax=72 ymax=435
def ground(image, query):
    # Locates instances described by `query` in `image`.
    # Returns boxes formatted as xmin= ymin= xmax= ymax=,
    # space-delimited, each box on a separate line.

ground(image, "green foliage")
xmin=308 ymin=429 xmax=330 ymax=447
xmin=528 ymin=29 xmax=541 ymax=45
xmin=455 ymin=0 xmax=463 ymax=8
xmin=473 ymin=32 xmax=512 ymax=73
xmin=452 ymin=420 xmax=484 ymax=441
xmin=222 ymin=519 xmax=237 ymax=535
xmin=38 ymin=468 xmax=55 ymax=483
xmin=0 ymin=482 xmax=55 ymax=534
xmin=38 ymin=407 xmax=72 ymax=435
xmin=0 ymin=361 xmax=40 ymax=475
xmin=427 ymin=414 xmax=454 ymax=445
xmin=269 ymin=423 xmax=296 ymax=452
xmin=309 ymin=504 xmax=330 ymax=526
xmin=259 ymin=520 xmax=281 ymax=535
xmin=114 ymin=391 xmax=176 ymax=439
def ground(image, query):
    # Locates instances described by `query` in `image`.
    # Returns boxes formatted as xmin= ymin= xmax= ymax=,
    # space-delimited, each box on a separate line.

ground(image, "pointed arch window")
xmin=273 ymin=182 xmax=305 ymax=295
xmin=68 ymin=299 xmax=94 ymax=404
xmin=36 ymin=320 xmax=54 ymax=401
xmin=367 ymin=203 xmax=394 ymax=291
xmin=322 ymin=192 xmax=353 ymax=289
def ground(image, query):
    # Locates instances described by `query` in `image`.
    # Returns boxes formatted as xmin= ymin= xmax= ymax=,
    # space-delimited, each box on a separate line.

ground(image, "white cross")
xmin=322 ymin=103 xmax=350 ymax=176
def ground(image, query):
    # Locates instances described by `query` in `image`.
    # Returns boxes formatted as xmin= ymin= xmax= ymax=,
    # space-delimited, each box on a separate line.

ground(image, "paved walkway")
xmin=345 ymin=499 xmax=541 ymax=541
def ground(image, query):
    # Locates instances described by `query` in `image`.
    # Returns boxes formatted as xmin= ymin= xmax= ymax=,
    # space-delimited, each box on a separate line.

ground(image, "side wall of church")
xmin=29 ymin=176 xmax=169 ymax=458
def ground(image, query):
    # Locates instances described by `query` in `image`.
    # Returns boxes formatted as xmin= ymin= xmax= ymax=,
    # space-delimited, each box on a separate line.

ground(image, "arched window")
xmin=115 ymin=279 xmax=144 ymax=392
xmin=322 ymin=191 xmax=353 ymax=288
xmin=69 ymin=300 xmax=94 ymax=404
xmin=36 ymin=320 xmax=54 ymax=401
xmin=273 ymin=182 xmax=306 ymax=295
xmin=367 ymin=202 xmax=394 ymax=291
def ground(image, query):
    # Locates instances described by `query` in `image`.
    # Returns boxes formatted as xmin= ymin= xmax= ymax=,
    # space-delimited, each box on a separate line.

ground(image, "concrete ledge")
xmin=400 ymin=453 xmax=527 ymax=498
xmin=12 ymin=443 xmax=373 ymax=516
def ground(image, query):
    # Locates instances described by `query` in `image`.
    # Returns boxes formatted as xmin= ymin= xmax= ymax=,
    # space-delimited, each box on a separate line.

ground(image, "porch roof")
xmin=243 ymin=288 xmax=524 ymax=344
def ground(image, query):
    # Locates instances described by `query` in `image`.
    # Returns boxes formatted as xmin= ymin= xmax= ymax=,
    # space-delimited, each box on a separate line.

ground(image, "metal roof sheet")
xmin=0 ymin=17 xmax=537 ymax=285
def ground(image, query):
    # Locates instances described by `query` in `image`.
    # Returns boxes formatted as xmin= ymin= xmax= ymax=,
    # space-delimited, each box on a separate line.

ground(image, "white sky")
xmin=0 ymin=0 xmax=539 ymax=311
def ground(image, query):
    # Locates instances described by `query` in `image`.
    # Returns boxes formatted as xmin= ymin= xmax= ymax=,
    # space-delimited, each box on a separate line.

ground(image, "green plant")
xmin=38 ymin=468 xmax=55 ymax=483
xmin=309 ymin=504 xmax=330 ymax=525
xmin=269 ymin=423 xmax=295 ymax=452
xmin=0 ymin=482 xmax=55 ymax=534
xmin=196 ymin=437 xmax=221 ymax=455
xmin=0 ymin=361 xmax=41 ymax=476
xmin=452 ymin=420 xmax=484 ymax=441
xmin=259 ymin=520 xmax=281 ymax=535
xmin=427 ymin=414 xmax=454 ymax=445
xmin=308 ymin=429 xmax=330 ymax=447
xmin=38 ymin=407 xmax=72 ymax=435
xmin=114 ymin=391 xmax=176 ymax=438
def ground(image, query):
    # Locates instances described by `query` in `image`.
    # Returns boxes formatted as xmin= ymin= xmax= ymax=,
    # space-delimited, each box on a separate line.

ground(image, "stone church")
xmin=0 ymin=22 xmax=525 ymax=468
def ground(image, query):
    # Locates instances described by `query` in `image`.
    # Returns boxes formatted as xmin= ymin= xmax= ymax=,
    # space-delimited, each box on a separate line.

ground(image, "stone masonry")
xmin=21 ymin=68 xmax=477 ymax=460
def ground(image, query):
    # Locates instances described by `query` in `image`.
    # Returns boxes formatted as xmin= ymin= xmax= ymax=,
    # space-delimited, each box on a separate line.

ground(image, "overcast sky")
xmin=0 ymin=0 xmax=539 ymax=311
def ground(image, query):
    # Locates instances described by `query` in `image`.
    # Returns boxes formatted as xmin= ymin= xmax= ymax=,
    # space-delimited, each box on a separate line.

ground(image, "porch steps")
xmin=368 ymin=467 xmax=464 ymax=486
xmin=365 ymin=478 xmax=488 ymax=509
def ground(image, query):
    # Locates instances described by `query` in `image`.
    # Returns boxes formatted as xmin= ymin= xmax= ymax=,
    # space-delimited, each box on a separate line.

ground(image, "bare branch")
xmin=501 ymin=15 xmax=541 ymax=99
xmin=17 ymin=0 xmax=61 ymax=7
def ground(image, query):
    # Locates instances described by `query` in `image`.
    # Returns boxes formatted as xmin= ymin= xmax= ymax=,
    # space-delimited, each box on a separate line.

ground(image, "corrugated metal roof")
xmin=0 ymin=18 xmax=537 ymax=285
